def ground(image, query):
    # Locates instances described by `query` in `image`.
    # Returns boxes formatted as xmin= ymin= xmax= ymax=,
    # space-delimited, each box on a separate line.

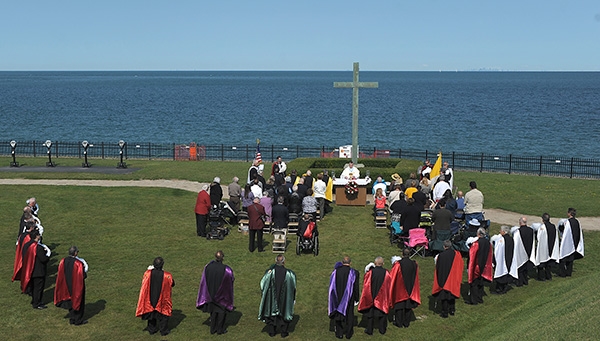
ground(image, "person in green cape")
xmin=258 ymin=254 xmax=297 ymax=338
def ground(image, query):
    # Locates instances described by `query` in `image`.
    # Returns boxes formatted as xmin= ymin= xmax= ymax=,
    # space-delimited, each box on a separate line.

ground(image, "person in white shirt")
xmin=340 ymin=161 xmax=360 ymax=180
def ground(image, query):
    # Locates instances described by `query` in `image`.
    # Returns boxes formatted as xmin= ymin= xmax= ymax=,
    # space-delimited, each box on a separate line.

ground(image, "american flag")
xmin=255 ymin=139 xmax=262 ymax=163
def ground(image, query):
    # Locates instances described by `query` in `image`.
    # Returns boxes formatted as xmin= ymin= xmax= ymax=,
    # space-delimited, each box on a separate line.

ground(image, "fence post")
xmin=399 ymin=148 xmax=402 ymax=159
xmin=148 ymin=143 xmax=152 ymax=160
xmin=508 ymin=154 xmax=512 ymax=174
xmin=321 ymin=146 xmax=325 ymax=158
xmin=246 ymin=144 xmax=249 ymax=162
xmin=452 ymin=151 xmax=455 ymax=167
xmin=78 ymin=142 xmax=81 ymax=159
xmin=425 ymin=150 xmax=428 ymax=161
xmin=570 ymin=158 xmax=574 ymax=179
xmin=480 ymin=153 xmax=484 ymax=172
xmin=271 ymin=144 xmax=274 ymax=162
xmin=55 ymin=142 xmax=59 ymax=158
xmin=221 ymin=144 xmax=224 ymax=161
xmin=101 ymin=142 xmax=104 ymax=159
xmin=539 ymin=156 xmax=543 ymax=176
xmin=296 ymin=145 xmax=299 ymax=159
xmin=172 ymin=143 xmax=175 ymax=160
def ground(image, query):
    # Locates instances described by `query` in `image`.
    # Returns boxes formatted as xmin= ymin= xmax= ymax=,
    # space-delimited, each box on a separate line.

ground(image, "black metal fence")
xmin=2 ymin=140 xmax=599 ymax=179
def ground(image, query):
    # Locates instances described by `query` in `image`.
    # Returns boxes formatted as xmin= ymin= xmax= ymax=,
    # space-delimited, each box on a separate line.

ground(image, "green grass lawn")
xmin=2 ymin=182 xmax=599 ymax=340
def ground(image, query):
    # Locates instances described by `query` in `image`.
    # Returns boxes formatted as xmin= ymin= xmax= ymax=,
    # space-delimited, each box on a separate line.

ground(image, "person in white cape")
xmin=531 ymin=213 xmax=559 ymax=281
xmin=557 ymin=207 xmax=584 ymax=277
xmin=490 ymin=226 xmax=516 ymax=294
xmin=509 ymin=217 xmax=536 ymax=287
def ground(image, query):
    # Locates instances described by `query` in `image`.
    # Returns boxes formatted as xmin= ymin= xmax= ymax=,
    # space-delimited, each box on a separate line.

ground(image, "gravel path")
xmin=2 ymin=178 xmax=598 ymax=231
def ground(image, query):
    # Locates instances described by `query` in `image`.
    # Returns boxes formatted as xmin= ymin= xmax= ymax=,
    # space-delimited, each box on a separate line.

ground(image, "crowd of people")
xmin=10 ymin=158 xmax=587 ymax=338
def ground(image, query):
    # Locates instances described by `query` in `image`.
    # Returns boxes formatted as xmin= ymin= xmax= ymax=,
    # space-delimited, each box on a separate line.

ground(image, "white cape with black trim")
xmin=559 ymin=218 xmax=584 ymax=259
xmin=509 ymin=226 xmax=535 ymax=277
xmin=531 ymin=223 xmax=559 ymax=265
xmin=491 ymin=234 xmax=513 ymax=279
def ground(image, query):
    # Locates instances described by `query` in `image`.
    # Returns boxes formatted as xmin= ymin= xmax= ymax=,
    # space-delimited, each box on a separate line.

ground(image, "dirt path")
xmin=2 ymin=178 xmax=598 ymax=231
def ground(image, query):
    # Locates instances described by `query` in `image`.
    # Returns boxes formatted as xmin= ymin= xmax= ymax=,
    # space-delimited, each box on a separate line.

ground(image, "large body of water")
xmin=1 ymin=71 xmax=599 ymax=159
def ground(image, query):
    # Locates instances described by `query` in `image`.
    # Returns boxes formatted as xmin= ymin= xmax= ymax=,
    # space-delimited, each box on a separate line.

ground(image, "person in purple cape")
xmin=196 ymin=250 xmax=235 ymax=335
xmin=328 ymin=256 xmax=360 ymax=339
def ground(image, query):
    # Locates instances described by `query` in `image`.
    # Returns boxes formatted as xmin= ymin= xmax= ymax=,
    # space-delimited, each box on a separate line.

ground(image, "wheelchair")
xmin=296 ymin=219 xmax=319 ymax=256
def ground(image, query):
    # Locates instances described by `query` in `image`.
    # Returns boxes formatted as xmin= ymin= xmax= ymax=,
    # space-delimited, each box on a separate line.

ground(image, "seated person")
xmin=372 ymin=176 xmax=387 ymax=196
xmin=297 ymin=213 xmax=319 ymax=239
xmin=288 ymin=186 xmax=302 ymax=214
xmin=431 ymin=199 xmax=454 ymax=239
xmin=373 ymin=188 xmax=386 ymax=213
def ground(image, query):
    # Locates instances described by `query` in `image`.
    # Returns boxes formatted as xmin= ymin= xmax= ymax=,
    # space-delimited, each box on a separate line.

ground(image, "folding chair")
xmin=287 ymin=212 xmax=299 ymax=235
xmin=237 ymin=211 xmax=249 ymax=234
xmin=405 ymin=228 xmax=429 ymax=258
xmin=375 ymin=208 xmax=387 ymax=228
xmin=272 ymin=228 xmax=287 ymax=253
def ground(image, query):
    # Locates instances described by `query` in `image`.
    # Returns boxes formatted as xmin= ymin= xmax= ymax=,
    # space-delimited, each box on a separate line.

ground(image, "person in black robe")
xmin=54 ymin=246 xmax=88 ymax=325
xmin=432 ymin=240 xmax=464 ymax=318
xmin=271 ymin=197 xmax=289 ymax=230
xmin=493 ymin=226 xmax=515 ymax=294
xmin=538 ymin=213 xmax=558 ymax=281
xmin=210 ymin=177 xmax=223 ymax=207
xmin=328 ymin=256 xmax=360 ymax=339
xmin=390 ymin=248 xmax=420 ymax=328
xmin=22 ymin=231 xmax=51 ymax=309
xmin=558 ymin=208 xmax=584 ymax=277
xmin=516 ymin=217 xmax=534 ymax=286
xmin=400 ymin=198 xmax=421 ymax=236
xmin=196 ymin=250 xmax=234 ymax=335
xmin=358 ymin=257 xmax=391 ymax=335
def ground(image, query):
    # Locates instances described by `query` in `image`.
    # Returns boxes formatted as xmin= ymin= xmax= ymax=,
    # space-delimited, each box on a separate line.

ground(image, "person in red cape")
xmin=358 ymin=256 xmax=391 ymax=335
xmin=54 ymin=246 xmax=89 ymax=325
xmin=466 ymin=228 xmax=493 ymax=305
xmin=432 ymin=240 xmax=464 ymax=318
xmin=389 ymin=248 xmax=421 ymax=328
xmin=136 ymin=257 xmax=175 ymax=336
xmin=12 ymin=221 xmax=35 ymax=282
xmin=21 ymin=230 xmax=51 ymax=309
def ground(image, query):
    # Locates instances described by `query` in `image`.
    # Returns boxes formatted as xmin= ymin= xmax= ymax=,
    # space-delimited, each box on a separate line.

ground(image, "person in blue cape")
xmin=196 ymin=250 xmax=235 ymax=335
xmin=258 ymin=254 xmax=296 ymax=338
xmin=328 ymin=256 xmax=360 ymax=339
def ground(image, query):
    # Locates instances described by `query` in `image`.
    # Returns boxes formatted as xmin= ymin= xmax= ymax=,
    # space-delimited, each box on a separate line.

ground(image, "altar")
xmin=333 ymin=178 xmax=372 ymax=206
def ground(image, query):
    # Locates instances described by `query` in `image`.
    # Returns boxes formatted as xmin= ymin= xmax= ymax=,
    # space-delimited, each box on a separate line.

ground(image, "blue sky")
xmin=1 ymin=1 xmax=599 ymax=71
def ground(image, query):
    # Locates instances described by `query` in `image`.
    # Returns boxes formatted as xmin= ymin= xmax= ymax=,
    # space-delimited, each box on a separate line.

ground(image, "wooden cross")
xmin=334 ymin=62 xmax=378 ymax=163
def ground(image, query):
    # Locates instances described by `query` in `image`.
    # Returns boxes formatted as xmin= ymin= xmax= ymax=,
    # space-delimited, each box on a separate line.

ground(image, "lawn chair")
xmin=405 ymin=228 xmax=429 ymax=258
xmin=375 ymin=208 xmax=387 ymax=228
xmin=272 ymin=228 xmax=287 ymax=253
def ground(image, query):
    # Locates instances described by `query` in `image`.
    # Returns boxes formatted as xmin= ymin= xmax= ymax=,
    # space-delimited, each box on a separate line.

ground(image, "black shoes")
xmin=34 ymin=304 xmax=48 ymax=310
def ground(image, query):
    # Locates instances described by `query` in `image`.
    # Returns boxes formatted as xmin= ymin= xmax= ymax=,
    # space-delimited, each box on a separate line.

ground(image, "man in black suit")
xmin=21 ymin=231 xmax=51 ymax=309
xmin=271 ymin=196 xmax=289 ymax=230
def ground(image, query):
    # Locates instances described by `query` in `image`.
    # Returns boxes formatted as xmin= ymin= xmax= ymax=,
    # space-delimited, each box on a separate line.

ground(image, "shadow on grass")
xmin=199 ymin=310 xmax=243 ymax=329
xmin=86 ymin=299 xmax=107 ymax=320
xmin=170 ymin=309 xmax=186 ymax=331
xmin=259 ymin=314 xmax=300 ymax=335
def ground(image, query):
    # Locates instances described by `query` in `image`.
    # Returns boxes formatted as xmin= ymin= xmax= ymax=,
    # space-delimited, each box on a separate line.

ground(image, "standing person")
xmin=442 ymin=161 xmax=454 ymax=191
xmin=227 ymin=177 xmax=242 ymax=213
xmin=54 ymin=246 xmax=89 ymax=325
xmin=358 ymin=257 xmax=391 ymax=335
xmin=241 ymin=183 xmax=255 ymax=212
xmin=466 ymin=228 xmax=493 ymax=305
xmin=341 ymin=161 xmax=360 ymax=180
xmin=259 ymin=255 xmax=297 ymax=338
xmin=389 ymin=249 xmax=420 ymax=328
xmin=302 ymin=188 xmax=318 ymax=221
xmin=313 ymin=173 xmax=327 ymax=219
xmin=12 ymin=221 xmax=35 ymax=282
xmin=21 ymin=231 xmax=51 ymax=309
xmin=532 ymin=213 xmax=559 ymax=281
xmin=511 ymin=217 xmax=535 ymax=287
xmin=248 ymin=159 xmax=260 ymax=184
xmin=432 ymin=175 xmax=451 ymax=203
xmin=490 ymin=226 xmax=516 ymax=294
xmin=136 ymin=257 xmax=175 ymax=336
xmin=196 ymin=250 xmax=235 ymax=335
xmin=464 ymin=181 xmax=484 ymax=222
xmin=210 ymin=177 xmax=223 ymax=207
xmin=558 ymin=208 xmax=584 ymax=277
xmin=248 ymin=197 xmax=266 ymax=252
xmin=271 ymin=196 xmax=289 ymax=230
xmin=272 ymin=156 xmax=287 ymax=177
xmin=195 ymin=185 xmax=212 ymax=237
xmin=27 ymin=197 xmax=39 ymax=217
xmin=328 ymin=256 xmax=360 ymax=339
xmin=432 ymin=240 xmax=464 ymax=318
